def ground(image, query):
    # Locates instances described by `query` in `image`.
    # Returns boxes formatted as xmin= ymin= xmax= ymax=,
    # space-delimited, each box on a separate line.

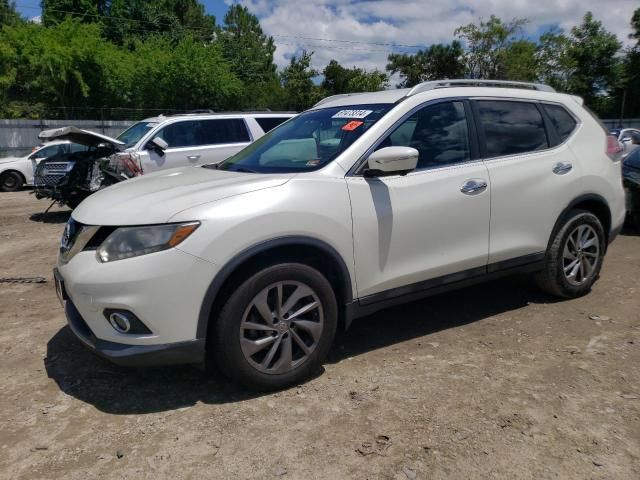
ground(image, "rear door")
xmin=475 ymin=99 xmax=582 ymax=265
xmin=347 ymin=100 xmax=491 ymax=299
xmin=141 ymin=118 xmax=252 ymax=172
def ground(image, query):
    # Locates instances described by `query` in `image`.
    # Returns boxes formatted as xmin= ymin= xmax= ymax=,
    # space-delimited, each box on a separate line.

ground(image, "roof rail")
xmin=407 ymin=79 xmax=556 ymax=96
xmin=313 ymin=93 xmax=362 ymax=108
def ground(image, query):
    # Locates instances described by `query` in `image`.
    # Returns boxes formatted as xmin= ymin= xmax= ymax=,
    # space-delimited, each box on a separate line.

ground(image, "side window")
xmin=477 ymin=100 xmax=549 ymax=157
xmin=31 ymin=144 xmax=67 ymax=160
xmin=255 ymin=117 xmax=288 ymax=133
xmin=632 ymin=132 xmax=640 ymax=145
xmin=380 ymin=101 xmax=470 ymax=169
xmin=543 ymin=104 xmax=578 ymax=143
xmin=199 ymin=119 xmax=251 ymax=145
xmin=70 ymin=143 xmax=88 ymax=153
xmin=153 ymin=121 xmax=198 ymax=148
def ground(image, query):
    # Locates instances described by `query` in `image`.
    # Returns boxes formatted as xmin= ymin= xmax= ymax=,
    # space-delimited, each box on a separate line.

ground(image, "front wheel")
xmin=536 ymin=209 xmax=606 ymax=298
xmin=0 ymin=171 xmax=25 ymax=192
xmin=211 ymin=263 xmax=338 ymax=390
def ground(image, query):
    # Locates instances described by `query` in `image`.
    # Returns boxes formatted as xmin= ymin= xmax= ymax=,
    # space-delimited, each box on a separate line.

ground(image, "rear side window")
xmin=255 ymin=117 xmax=289 ymax=133
xmin=476 ymin=100 xmax=549 ymax=157
xmin=199 ymin=119 xmax=251 ymax=145
xmin=543 ymin=104 xmax=578 ymax=142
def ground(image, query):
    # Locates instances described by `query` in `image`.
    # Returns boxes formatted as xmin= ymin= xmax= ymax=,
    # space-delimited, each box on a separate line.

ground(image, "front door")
xmin=347 ymin=100 xmax=491 ymax=299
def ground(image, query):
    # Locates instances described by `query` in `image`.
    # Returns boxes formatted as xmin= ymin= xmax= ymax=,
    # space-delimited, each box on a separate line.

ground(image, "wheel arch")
xmin=548 ymin=193 xmax=612 ymax=252
xmin=197 ymin=236 xmax=354 ymax=342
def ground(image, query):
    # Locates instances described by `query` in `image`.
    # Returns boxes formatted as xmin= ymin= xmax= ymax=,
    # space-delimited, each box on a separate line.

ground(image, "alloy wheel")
xmin=563 ymin=224 xmax=600 ymax=286
xmin=239 ymin=281 xmax=324 ymax=374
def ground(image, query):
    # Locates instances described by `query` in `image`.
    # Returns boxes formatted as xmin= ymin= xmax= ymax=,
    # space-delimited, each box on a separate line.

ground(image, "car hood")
xmin=38 ymin=126 xmax=125 ymax=150
xmin=72 ymin=166 xmax=294 ymax=225
xmin=0 ymin=156 xmax=23 ymax=165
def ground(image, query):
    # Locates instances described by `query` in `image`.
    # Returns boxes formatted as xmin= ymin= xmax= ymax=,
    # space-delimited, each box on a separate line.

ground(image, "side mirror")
xmin=149 ymin=137 xmax=168 ymax=154
xmin=622 ymin=138 xmax=633 ymax=144
xmin=365 ymin=146 xmax=419 ymax=176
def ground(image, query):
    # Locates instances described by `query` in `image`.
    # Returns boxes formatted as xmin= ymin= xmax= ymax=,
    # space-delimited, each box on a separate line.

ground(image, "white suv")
xmin=54 ymin=80 xmax=626 ymax=390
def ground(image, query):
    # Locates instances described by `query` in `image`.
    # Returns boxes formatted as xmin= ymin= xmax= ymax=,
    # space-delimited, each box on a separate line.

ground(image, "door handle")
xmin=552 ymin=162 xmax=572 ymax=175
xmin=460 ymin=179 xmax=488 ymax=195
xmin=187 ymin=154 xmax=201 ymax=161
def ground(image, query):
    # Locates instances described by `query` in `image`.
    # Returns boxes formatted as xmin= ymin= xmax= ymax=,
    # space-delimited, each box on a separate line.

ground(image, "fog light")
xmin=103 ymin=309 xmax=152 ymax=335
xmin=109 ymin=312 xmax=131 ymax=333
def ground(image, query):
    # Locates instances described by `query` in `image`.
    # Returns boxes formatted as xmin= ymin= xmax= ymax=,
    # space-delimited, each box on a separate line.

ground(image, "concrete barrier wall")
xmin=0 ymin=119 xmax=134 ymax=158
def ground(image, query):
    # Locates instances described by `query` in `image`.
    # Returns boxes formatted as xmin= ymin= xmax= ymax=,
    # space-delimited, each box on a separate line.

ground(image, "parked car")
xmin=33 ymin=112 xmax=295 ymax=207
xmin=610 ymin=128 xmax=640 ymax=159
xmin=0 ymin=141 xmax=88 ymax=192
xmin=54 ymin=80 xmax=625 ymax=390
xmin=623 ymin=147 xmax=640 ymax=226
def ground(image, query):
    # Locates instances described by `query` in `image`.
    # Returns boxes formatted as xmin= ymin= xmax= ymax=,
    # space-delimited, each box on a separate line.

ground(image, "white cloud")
xmin=226 ymin=0 xmax=638 ymax=73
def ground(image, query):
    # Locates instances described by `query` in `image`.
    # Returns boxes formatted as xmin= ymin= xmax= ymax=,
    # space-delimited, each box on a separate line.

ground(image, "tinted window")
xmin=31 ymin=144 xmax=67 ymax=160
xmin=70 ymin=143 xmax=89 ymax=153
xmin=543 ymin=104 xmax=577 ymax=142
xmin=632 ymin=132 xmax=640 ymax=145
xmin=255 ymin=117 xmax=289 ymax=133
xmin=625 ymin=148 xmax=640 ymax=168
xmin=199 ymin=119 xmax=250 ymax=144
xmin=477 ymin=101 xmax=549 ymax=157
xmin=380 ymin=101 xmax=470 ymax=168
xmin=118 ymin=121 xmax=158 ymax=148
xmin=154 ymin=121 xmax=198 ymax=148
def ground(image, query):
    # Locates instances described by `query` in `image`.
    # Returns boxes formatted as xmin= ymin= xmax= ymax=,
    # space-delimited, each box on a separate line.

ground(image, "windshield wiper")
xmin=202 ymin=163 xmax=220 ymax=169
xmin=232 ymin=167 xmax=258 ymax=173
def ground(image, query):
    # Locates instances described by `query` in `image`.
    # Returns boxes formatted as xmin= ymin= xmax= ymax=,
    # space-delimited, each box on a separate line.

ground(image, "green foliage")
xmin=280 ymin=51 xmax=322 ymax=111
xmin=501 ymin=40 xmax=538 ymax=81
xmin=455 ymin=16 xmax=528 ymax=79
xmin=323 ymin=59 xmax=388 ymax=94
xmin=219 ymin=4 xmax=277 ymax=108
xmin=387 ymin=41 xmax=464 ymax=87
xmin=0 ymin=0 xmax=21 ymax=26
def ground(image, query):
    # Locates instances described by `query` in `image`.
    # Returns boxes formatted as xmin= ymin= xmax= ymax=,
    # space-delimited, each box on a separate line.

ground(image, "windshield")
xmin=117 ymin=121 xmax=159 ymax=148
xmin=216 ymin=104 xmax=393 ymax=173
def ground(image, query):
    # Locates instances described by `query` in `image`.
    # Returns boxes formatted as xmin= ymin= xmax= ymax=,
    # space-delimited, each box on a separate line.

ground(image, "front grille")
xmin=35 ymin=161 xmax=73 ymax=186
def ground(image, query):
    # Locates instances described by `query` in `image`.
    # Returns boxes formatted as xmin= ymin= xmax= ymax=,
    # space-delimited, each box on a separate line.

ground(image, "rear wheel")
xmin=0 ymin=171 xmax=25 ymax=192
xmin=211 ymin=263 xmax=338 ymax=390
xmin=536 ymin=209 xmax=605 ymax=298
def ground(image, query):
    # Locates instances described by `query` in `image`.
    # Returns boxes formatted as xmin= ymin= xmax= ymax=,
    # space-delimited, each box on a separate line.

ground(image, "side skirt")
xmin=345 ymin=252 xmax=544 ymax=324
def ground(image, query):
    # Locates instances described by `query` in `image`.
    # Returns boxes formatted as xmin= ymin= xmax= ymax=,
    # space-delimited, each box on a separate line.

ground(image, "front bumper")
xmin=63 ymin=296 xmax=205 ymax=366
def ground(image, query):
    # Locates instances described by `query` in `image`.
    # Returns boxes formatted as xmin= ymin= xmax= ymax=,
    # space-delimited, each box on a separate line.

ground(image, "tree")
xmin=566 ymin=12 xmax=621 ymax=106
xmin=280 ymin=51 xmax=321 ymax=111
xmin=455 ymin=16 xmax=528 ymax=79
xmin=322 ymin=59 xmax=388 ymax=94
xmin=0 ymin=0 xmax=21 ymax=26
xmin=501 ymin=39 xmax=538 ymax=81
xmin=386 ymin=41 xmax=464 ymax=87
xmin=536 ymin=28 xmax=575 ymax=91
xmin=631 ymin=7 xmax=640 ymax=45
xmin=220 ymin=4 xmax=278 ymax=107
xmin=41 ymin=0 xmax=107 ymax=26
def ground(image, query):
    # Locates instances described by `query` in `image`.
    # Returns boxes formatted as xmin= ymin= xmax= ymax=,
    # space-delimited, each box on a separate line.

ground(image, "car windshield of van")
xmin=117 ymin=121 xmax=159 ymax=148
xmin=215 ymin=104 xmax=393 ymax=173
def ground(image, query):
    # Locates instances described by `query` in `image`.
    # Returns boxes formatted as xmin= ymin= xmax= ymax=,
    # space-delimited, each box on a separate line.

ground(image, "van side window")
xmin=255 ymin=117 xmax=288 ymax=133
xmin=543 ymin=104 xmax=578 ymax=143
xmin=153 ymin=121 xmax=198 ymax=148
xmin=476 ymin=100 xmax=549 ymax=157
xmin=199 ymin=119 xmax=251 ymax=144
xmin=380 ymin=101 xmax=471 ymax=169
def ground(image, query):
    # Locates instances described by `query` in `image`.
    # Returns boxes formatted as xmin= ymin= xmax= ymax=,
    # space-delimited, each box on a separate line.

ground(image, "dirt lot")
xmin=1 ymin=190 xmax=639 ymax=480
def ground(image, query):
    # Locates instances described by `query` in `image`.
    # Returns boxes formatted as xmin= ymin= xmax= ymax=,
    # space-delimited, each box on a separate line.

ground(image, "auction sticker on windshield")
xmin=332 ymin=110 xmax=373 ymax=119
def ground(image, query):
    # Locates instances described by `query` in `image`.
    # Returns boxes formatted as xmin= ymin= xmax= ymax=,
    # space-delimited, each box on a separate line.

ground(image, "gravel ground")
xmin=1 ymin=190 xmax=639 ymax=480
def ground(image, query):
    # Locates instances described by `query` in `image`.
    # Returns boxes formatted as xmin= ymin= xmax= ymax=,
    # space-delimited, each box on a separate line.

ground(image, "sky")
xmin=15 ymin=0 xmax=639 ymax=72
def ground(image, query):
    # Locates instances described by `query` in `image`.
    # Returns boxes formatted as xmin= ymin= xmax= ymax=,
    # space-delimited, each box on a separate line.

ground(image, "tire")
xmin=536 ymin=209 xmax=606 ymax=298
xmin=211 ymin=263 xmax=338 ymax=390
xmin=0 ymin=171 xmax=25 ymax=192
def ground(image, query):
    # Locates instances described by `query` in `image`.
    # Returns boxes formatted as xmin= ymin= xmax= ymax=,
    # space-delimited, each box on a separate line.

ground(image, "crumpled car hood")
xmin=72 ymin=166 xmax=294 ymax=225
xmin=38 ymin=126 xmax=125 ymax=149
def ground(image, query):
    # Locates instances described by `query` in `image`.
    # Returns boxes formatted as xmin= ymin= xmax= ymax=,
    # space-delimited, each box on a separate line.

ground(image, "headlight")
xmin=96 ymin=222 xmax=199 ymax=263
